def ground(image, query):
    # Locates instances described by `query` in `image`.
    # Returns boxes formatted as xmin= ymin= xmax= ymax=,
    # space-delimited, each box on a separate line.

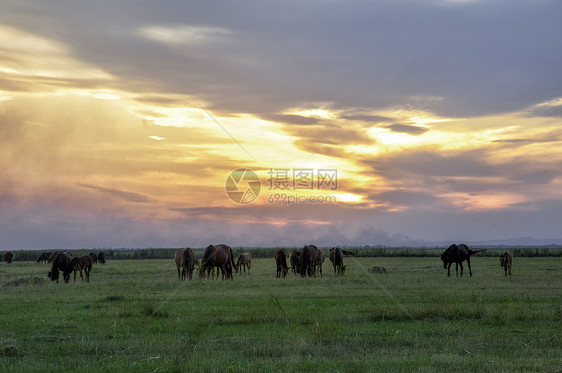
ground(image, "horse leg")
xmin=459 ymin=262 xmax=464 ymax=277
xmin=80 ymin=268 xmax=85 ymax=282
xmin=248 ymin=262 xmax=251 ymax=275
xmin=447 ymin=262 xmax=452 ymax=277
xmin=177 ymin=266 xmax=181 ymax=281
xmin=467 ymin=258 xmax=472 ymax=276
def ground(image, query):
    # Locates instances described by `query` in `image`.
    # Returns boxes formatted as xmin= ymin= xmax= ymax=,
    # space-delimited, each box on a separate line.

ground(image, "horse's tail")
xmin=468 ymin=249 xmax=485 ymax=256
xmin=229 ymin=247 xmax=237 ymax=272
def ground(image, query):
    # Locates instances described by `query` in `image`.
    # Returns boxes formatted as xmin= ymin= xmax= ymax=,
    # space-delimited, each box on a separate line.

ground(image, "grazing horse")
xmin=175 ymin=248 xmax=187 ymax=280
xmin=200 ymin=244 xmax=237 ymax=280
xmin=441 ymin=244 xmax=481 ymax=277
xmin=329 ymin=247 xmax=346 ymax=275
xmin=69 ymin=255 xmax=93 ymax=282
xmin=36 ymin=252 xmax=52 ymax=263
xmin=183 ymin=248 xmax=197 ymax=280
xmin=98 ymin=252 xmax=106 ymax=264
xmin=274 ymin=248 xmax=289 ymax=278
xmin=4 ymin=251 xmax=14 ymax=264
xmin=500 ymin=250 xmax=513 ymax=276
xmin=47 ymin=252 xmax=74 ymax=283
xmin=301 ymin=244 xmax=319 ymax=277
xmin=175 ymin=248 xmax=196 ymax=280
xmin=88 ymin=252 xmax=98 ymax=264
xmin=236 ymin=253 xmax=252 ymax=275
xmin=289 ymin=249 xmax=302 ymax=275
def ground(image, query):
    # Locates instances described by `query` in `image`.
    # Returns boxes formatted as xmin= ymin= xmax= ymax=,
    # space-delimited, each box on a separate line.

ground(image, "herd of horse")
xmin=5 ymin=244 xmax=515 ymax=284
xmin=36 ymin=251 xmax=106 ymax=283
xmin=173 ymin=244 xmax=355 ymax=281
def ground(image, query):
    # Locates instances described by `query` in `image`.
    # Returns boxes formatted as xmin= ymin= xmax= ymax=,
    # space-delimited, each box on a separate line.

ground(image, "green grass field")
xmin=1 ymin=256 xmax=560 ymax=372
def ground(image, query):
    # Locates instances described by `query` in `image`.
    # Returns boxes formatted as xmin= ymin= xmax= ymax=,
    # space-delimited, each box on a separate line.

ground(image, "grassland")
xmin=1 ymin=255 xmax=560 ymax=372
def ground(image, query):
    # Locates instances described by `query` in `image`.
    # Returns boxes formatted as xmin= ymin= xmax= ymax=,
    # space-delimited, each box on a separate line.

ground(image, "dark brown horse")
xmin=47 ymin=252 xmax=74 ymax=283
xmin=175 ymin=248 xmax=196 ymax=280
xmin=36 ymin=252 xmax=52 ymax=263
xmin=200 ymin=244 xmax=237 ymax=280
xmin=274 ymin=248 xmax=289 ymax=278
xmin=301 ymin=244 xmax=319 ymax=277
xmin=500 ymin=250 xmax=513 ymax=276
xmin=4 ymin=251 xmax=14 ymax=264
xmin=289 ymin=249 xmax=302 ymax=275
xmin=98 ymin=252 xmax=106 ymax=264
xmin=236 ymin=253 xmax=252 ymax=275
xmin=441 ymin=244 xmax=481 ymax=277
xmin=175 ymin=248 xmax=186 ymax=280
xmin=316 ymin=248 xmax=325 ymax=277
xmin=329 ymin=247 xmax=346 ymax=275
xmin=69 ymin=255 xmax=93 ymax=282
xmin=88 ymin=252 xmax=98 ymax=264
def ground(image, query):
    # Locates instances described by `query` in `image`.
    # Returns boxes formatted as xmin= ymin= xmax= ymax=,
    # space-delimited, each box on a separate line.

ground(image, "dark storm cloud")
xmin=2 ymin=0 xmax=561 ymax=118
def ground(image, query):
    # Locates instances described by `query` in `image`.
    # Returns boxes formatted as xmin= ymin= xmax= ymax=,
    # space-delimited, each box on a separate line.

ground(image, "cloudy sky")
xmin=1 ymin=0 xmax=561 ymax=249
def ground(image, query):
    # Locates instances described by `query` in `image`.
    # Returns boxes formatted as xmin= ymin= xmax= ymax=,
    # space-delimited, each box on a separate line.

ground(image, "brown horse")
xmin=174 ymin=248 xmax=196 ymax=280
xmin=274 ymin=248 xmax=289 ymax=278
xmin=500 ymin=250 xmax=513 ymax=276
xmin=68 ymin=255 xmax=93 ymax=282
xmin=301 ymin=244 xmax=319 ymax=277
xmin=200 ymin=244 xmax=237 ymax=280
xmin=236 ymin=253 xmax=252 ymax=275
xmin=175 ymin=248 xmax=186 ymax=280
xmin=441 ymin=244 xmax=481 ymax=277
xmin=36 ymin=252 xmax=52 ymax=263
xmin=289 ymin=249 xmax=302 ymax=275
xmin=4 ymin=251 xmax=14 ymax=264
xmin=47 ymin=252 xmax=74 ymax=283
xmin=329 ymin=247 xmax=346 ymax=275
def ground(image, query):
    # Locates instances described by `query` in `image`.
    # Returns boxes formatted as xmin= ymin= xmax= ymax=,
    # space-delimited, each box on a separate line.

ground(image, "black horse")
xmin=441 ymin=244 xmax=481 ymax=277
xmin=47 ymin=252 xmax=74 ymax=283
xmin=88 ymin=252 xmax=98 ymax=264
xmin=4 ymin=251 xmax=14 ymax=264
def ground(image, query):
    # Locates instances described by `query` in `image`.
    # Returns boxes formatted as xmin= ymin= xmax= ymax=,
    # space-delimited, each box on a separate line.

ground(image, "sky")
xmin=1 ymin=0 xmax=562 ymax=249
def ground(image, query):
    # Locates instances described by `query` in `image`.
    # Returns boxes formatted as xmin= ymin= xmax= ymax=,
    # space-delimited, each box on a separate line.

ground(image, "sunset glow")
xmin=1 ymin=1 xmax=561 ymax=249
